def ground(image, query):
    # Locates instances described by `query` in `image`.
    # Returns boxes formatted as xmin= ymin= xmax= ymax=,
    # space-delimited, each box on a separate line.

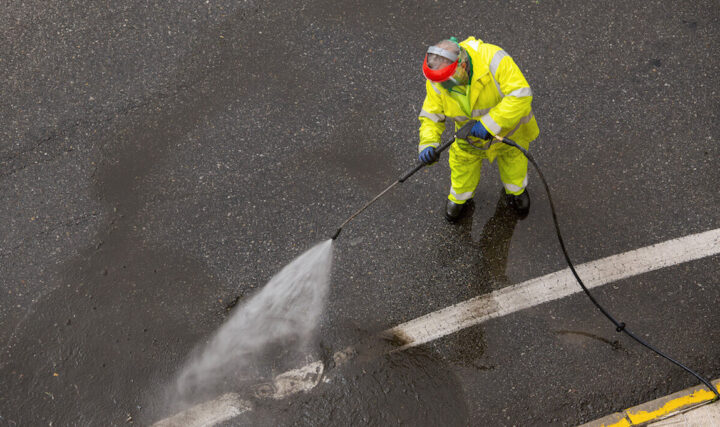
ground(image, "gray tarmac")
xmin=1 ymin=0 xmax=719 ymax=425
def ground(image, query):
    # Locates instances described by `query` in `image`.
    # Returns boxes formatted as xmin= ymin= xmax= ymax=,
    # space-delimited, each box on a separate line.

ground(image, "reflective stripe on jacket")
xmin=418 ymin=37 xmax=540 ymax=156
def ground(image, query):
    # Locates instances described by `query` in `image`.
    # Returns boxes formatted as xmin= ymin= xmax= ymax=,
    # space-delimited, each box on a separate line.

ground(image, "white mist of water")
xmin=170 ymin=239 xmax=333 ymax=405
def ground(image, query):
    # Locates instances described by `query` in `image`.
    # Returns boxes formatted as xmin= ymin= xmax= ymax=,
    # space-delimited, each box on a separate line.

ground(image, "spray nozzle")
xmin=331 ymin=228 xmax=342 ymax=240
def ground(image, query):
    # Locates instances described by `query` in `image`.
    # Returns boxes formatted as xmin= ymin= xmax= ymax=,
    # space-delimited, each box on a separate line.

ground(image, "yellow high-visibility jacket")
xmin=418 ymin=37 xmax=539 ymax=159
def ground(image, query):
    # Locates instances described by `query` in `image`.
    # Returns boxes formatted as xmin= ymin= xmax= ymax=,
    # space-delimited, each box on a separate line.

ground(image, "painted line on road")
xmin=153 ymin=228 xmax=720 ymax=426
xmin=387 ymin=228 xmax=720 ymax=350
xmin=152 ymin=393 xmax=252 ymax=427
xmin=580 ymin=378 xmax=720 ymax=426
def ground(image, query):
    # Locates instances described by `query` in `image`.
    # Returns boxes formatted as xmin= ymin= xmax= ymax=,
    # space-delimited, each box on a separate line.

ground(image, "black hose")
xmin=498 ymin=136 xmax=720 ymax=399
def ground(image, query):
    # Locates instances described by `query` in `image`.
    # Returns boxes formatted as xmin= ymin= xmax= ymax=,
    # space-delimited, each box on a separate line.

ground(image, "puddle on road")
xmin=243 ymin=335 xmax=470 ymax=426
xmin=554 ymin=329 xmax=625 ymax=352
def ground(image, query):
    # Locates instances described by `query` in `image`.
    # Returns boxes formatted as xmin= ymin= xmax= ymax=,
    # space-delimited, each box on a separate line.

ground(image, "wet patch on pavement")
xmin=241 ymin=334 xmax=469 ymax=426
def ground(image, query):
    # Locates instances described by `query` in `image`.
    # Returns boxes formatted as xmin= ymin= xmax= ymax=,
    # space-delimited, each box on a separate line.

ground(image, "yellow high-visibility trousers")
xmin=447 ymin=140 xmax=529 ymax=204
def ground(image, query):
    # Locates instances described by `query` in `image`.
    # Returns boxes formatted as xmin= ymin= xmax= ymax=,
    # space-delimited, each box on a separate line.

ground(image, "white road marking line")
xmin=253 ymin=361 xmax=325 ymax=400
xmin=388 ymin=228 xmax=720 ymax=349
xmin=152 ymin=393 xmax=252 ymax=427
xmin=153 ymin=228 xmax=720 ymax=425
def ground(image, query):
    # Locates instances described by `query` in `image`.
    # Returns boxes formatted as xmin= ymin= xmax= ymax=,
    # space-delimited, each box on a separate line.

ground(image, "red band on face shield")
xmin=422 ymin=54 xmax=458 ymax=82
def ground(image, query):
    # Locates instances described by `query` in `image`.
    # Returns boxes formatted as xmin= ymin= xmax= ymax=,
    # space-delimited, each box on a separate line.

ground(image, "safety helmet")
xmin=422 ymin=37 xmax=471 ymax=90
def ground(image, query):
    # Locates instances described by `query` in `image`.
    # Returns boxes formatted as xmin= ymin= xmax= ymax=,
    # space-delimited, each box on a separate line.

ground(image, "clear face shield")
xmin=422 ymin=41 xmax=471 ymax=91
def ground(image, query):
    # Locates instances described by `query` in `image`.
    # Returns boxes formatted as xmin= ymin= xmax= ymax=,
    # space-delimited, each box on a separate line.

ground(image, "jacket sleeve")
xmin=479 ymin=52 xmax=533 ymax=137
xmin=418 ymin=80 xmax=446 ymax=153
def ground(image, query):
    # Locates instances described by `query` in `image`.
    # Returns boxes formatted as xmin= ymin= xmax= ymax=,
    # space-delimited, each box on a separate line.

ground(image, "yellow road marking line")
xmin=606 ymin=388 xmax=718 ymax=426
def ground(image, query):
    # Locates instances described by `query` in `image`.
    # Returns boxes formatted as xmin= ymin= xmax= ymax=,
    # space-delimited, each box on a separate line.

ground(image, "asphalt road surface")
xmin=2 ymin=0 xmax=719 ymax=425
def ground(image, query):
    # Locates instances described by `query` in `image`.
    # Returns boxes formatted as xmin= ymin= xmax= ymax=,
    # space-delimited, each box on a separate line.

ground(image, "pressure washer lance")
xmin=331 ymin=122 xmax=474 ymax=241
xmin=331 ymin=121 xmax=720 ymax=399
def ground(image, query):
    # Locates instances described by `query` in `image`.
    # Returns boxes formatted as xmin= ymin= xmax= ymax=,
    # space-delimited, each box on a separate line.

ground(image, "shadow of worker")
xmin=431 ymin=191 xmax=521 ymax=369
xmin=448 ymin=190 xmax=522 ymax=295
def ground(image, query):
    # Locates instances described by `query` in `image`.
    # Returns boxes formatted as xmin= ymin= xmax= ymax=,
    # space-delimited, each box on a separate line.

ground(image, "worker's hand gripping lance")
xmin=331 ymin=121 xmax=476 ymax=240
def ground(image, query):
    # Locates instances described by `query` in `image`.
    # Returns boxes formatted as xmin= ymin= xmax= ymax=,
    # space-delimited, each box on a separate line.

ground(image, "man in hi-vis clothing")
xmin=418 ymin=36 xmax=539 ymax=221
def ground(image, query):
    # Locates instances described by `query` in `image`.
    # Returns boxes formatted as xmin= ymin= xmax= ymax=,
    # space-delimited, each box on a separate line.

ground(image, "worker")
xmin=418 ymin=37 xmax=539 ymax=221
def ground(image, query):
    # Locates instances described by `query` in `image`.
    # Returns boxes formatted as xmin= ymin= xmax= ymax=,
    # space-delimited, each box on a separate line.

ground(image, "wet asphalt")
xmin=1 ymin=0 xmax=719 ymax=425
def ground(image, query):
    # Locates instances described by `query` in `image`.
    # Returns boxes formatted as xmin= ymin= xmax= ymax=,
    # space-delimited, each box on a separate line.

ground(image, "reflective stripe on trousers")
xmin=503 ymin=174 xmax=528 ymax=194
xmin=450 ymin=187 xmax=474 ymax=202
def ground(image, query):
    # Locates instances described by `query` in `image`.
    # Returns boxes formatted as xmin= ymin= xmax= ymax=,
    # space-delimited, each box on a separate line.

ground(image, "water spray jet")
xmin=155 ymin=120 xmax=718 ymax=426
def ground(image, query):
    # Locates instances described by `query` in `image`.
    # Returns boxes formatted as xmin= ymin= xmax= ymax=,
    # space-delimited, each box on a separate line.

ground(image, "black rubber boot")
xmin=505 ymin=189 xmax=530 ymax=218
xmin=445 ymin=200 xmax=467 ymax=222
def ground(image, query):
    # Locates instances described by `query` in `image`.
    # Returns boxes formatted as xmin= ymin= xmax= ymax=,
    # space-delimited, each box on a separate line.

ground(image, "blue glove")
xmin=419 ymin=146 xmax=439 ymax=164
xmin=470 ymin=121 xmax=491 ymax=139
